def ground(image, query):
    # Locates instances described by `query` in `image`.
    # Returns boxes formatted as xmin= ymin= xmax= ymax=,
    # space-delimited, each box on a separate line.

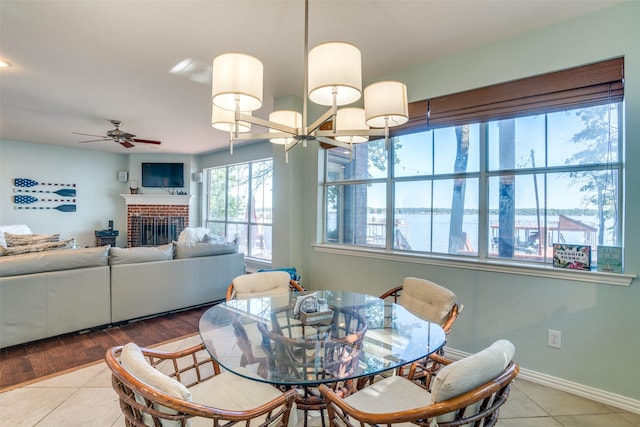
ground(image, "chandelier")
xmin=210 ymin=0 xmax=409 ymax=161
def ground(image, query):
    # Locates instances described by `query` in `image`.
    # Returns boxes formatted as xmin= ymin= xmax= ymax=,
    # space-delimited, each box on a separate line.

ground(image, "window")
xmin=204 ymin=158 xmax=273 ymax=262
xmin=323 ymin=58 xmax=624 ymax=270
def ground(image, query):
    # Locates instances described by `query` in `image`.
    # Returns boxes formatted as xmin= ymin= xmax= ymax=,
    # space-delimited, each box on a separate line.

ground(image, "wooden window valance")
xmin=395 ymin=57 xmax=624 ymax=133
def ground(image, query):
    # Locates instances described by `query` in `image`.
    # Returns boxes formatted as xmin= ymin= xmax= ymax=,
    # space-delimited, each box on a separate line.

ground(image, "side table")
xmin=95 ymin=229 xmax=119 ymax=247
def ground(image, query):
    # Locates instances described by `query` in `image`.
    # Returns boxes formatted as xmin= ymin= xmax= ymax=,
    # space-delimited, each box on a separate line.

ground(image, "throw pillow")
xmin=0 ymin=224 xmax=33 ymax=248
xmin=177 ymin=227 xmax=211 ymax=246
xmin=4 ymin=233 xmax=60 ymax=247
xmin=0 ymin=238 xmax=74 ymax=256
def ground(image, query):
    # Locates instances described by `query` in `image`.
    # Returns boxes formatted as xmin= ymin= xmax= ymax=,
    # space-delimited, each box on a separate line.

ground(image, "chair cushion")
xmin=399 ymin=277 xmax=456 ymax=325
xmin=120 ymin=343 xmax=192 ymax=427
xmin=232 ymin=271 xmax=291 ymax=299
xmin=430 ymin=339 xmax=515 ymax=403
xmin=344 ymin=375 xmax=430 ymax=416
xmin=120 ymin=343 xmax=192 ymax=401
xmin=109 ymin=243 xmax=174 ymax=265
xmin=189 ymin=368 xmax=288 ymax=427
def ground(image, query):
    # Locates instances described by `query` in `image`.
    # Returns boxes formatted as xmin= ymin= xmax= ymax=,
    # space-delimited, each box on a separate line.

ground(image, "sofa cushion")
xmin=174 ymin=242 xmax=238 ymax=259
xmin=0 ymin=245 xmax=110 ymax=277
xmin=109 ymin=244 xmax=174 ymax=265
xmin=0 ymin=238 xmax=75 ymax=257
xmin=430 ymin=339 xmax=515 ymax=403
xmin=4 ymin=232 xmax=60 ymax=247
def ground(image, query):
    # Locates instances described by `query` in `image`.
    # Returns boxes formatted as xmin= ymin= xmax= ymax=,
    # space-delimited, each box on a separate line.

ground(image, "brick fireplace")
xmin=121 ymin=195 xmax=193 ymax=247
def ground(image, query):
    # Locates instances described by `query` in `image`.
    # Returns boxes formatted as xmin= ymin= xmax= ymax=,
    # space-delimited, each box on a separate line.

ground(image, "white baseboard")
xmin=443 ymin=347 xmax=640 ymax=415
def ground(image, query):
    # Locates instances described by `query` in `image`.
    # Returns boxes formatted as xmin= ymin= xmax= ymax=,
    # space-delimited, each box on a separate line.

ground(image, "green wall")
xmin=1 ymin=1 xmax=637 ymax=407
xmin=288 ymin=2 xmax=640 ymax=403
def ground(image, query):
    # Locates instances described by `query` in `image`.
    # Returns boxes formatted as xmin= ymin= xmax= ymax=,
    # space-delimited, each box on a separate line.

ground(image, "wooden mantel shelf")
xmin=120 ymin=194 xmax=194 ymax=206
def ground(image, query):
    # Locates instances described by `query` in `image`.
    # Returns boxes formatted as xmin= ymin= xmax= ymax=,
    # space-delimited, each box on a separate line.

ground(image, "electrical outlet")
xmin=548 ymin=329 xmax=562 ymax=349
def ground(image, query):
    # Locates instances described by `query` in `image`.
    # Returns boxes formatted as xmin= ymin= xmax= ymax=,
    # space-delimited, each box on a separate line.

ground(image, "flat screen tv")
xmin=141 ymin=162 xmax=184 ymax=188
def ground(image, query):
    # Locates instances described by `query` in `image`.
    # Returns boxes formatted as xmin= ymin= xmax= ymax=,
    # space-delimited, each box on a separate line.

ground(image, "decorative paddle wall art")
xmin=12 ymin=178 xmax=77 ymax=213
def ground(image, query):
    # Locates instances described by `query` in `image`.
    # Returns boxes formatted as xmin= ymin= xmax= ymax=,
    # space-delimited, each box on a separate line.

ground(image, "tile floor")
xmin=1 ymin=334 xmax=638 ymax=426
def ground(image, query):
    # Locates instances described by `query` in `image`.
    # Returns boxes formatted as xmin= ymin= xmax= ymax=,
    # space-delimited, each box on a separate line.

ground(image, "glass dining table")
xmin=199 ymin=290 xmax=446 ymax=424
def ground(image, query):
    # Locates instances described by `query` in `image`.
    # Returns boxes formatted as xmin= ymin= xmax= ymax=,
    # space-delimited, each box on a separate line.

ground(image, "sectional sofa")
xmin=0 ymin=242 xmax=245 ymax=348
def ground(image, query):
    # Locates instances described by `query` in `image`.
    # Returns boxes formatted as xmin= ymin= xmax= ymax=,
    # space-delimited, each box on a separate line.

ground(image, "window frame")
xmin=204 ymin=157 xmax=273 ymax=264
xmin=318 ymin=58 xmax=633 ymax=286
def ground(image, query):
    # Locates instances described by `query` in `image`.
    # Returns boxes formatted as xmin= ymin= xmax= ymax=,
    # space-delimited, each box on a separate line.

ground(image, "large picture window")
xmin=323 ymin=58 xmax=624 ymax=270
xmin=205 ymin=158 xmax=273 ymax=262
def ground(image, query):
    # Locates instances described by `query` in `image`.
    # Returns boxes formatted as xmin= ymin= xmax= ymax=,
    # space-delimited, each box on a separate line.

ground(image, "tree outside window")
xmin=205 ymin=159 xmax=273 ymax=262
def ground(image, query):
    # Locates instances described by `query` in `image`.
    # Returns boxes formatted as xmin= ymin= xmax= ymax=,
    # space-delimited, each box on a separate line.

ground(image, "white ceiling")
xmin=0 ymin=0 xmax=622 ymax=155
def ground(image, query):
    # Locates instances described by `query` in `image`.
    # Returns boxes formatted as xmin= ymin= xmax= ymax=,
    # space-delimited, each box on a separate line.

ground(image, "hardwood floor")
xmin=0 ymin=303 xmax=215 ymax=390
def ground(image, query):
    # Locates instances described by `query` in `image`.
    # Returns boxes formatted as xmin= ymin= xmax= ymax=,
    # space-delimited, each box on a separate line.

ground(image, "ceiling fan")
xmin=73 ymin=119 xmax=161 ymax=149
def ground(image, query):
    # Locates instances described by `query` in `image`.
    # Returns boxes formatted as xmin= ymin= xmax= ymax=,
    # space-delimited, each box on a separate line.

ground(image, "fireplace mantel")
xmin=120 ymin=194 xmax=194 ymax=206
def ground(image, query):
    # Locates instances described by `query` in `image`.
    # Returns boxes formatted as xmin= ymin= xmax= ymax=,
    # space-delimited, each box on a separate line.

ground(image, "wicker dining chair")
xmin=357 ymin=277 xmax=463 ymax=388
xmin=226 ymin=271 xmax=305 ymax=301
xmin=105 ymin=342 xmax=296 ymax=427
xmin=320 ymin=340 xmax=519 ymax=427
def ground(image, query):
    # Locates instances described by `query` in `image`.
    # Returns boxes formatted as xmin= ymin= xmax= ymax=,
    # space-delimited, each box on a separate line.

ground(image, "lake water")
xmin=379 ymin=213 xmax=602 ymax=254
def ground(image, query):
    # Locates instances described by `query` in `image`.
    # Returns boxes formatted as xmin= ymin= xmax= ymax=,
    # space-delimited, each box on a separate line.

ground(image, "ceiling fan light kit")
xmin=210 ymin=0 xmax=409 ymax=161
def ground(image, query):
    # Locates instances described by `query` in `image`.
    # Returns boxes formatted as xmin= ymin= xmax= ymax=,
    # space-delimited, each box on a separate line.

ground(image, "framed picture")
xmin=552 ymin=244 xmax=591 ymax=270
xmin=596 ymin=246 xmax=622 ymax=273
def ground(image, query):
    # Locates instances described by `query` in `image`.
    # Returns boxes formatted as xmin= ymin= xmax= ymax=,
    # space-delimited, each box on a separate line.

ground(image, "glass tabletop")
xmin=199 ymin=290 xmax=446 ymax=386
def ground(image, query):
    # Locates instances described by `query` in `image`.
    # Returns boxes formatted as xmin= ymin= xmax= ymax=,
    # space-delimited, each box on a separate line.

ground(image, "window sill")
xmin=312 ymin=244 xmax=635 ymax=287
xmin=244 ymin=258 xmax=271 ymax=273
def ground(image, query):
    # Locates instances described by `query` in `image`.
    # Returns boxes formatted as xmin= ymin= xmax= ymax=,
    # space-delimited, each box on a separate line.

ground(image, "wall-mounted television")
xmin=141 ymin=162 xmax=184 ymax=188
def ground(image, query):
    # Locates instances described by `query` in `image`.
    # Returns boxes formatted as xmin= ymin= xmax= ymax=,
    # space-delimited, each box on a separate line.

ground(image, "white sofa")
xmin=0 ymin=243 xmax=245 ymax=348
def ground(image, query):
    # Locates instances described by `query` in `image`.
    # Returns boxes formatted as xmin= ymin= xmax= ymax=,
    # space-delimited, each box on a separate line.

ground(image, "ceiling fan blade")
xmin=120 ymin=132 xmax=136 ymax=139
xmin=73 ymin=132 xmax=108 ymax=138
xmin=78 ymin=139 xmax=111 ymax=143
xmin=120 ymin=140 xmax=135 ymax=148
xmin=131 ymin=138 xmax=162 ymax=145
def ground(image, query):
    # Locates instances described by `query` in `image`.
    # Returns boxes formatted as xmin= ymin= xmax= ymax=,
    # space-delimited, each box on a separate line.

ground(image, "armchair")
xmin=320 ymin=340 xmax=518 ymax=427
xmin=105 ymin=342 xmax=296 ymax=427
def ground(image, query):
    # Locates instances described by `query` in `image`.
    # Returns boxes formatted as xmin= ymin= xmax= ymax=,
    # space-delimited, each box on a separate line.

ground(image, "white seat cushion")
xmin=399 ymin=277 xmax=456 ymax=325
xmin=345 ymin=375 xmax=431 ymax=413
xmin=232 ymin=271 xmax=291 ymax=299
xmin=189 ymin=368 xmax=288 ymax=427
